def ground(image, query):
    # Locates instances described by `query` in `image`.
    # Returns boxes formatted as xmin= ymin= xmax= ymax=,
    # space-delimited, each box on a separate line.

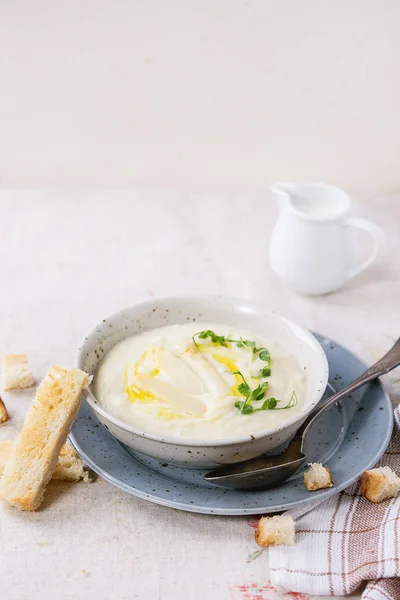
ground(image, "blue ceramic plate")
xmin=70 ymin=335 xmax=393 ymax=515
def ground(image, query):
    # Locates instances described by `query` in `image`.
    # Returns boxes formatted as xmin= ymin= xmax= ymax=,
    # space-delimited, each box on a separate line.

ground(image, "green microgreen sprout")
xmin=252 ymin=366 xmax=271 ymax=379
xmin=192 ymin=329 xmax=297 ymax=415
xmin=275 ymin=390 xmax=298 ymax=410
xmin=233 ymin=371 xmax=297 ymax=415
xmin=193 ymin=330 xmax=227 ymax=347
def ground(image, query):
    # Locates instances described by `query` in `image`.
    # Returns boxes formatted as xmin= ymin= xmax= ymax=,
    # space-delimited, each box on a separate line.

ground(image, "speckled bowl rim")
xmin=75 ymin=296 xmax=329 ymax=447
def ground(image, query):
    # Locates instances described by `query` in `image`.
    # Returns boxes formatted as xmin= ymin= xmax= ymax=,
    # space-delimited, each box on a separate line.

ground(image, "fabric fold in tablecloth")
xmin=269 ymin=406 xmax=400 ymax=599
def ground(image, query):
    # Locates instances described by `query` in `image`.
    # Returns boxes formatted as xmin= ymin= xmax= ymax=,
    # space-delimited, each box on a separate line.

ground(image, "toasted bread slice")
xmin=255 ymin=515 xmax=296 ymax=547
xmin=360 ymin=466 xmax=400 ymax=503
xmin=2 ymin=354 xmax=34 ymax=390
xmin=304 ymin=463 xmax=333 ymax=491
xmin=0 ymin=397 xmax=9 ymax=424
xmin=0 ymin=366 xmax=91 ymax=510
xmin=0 ymin=440 xmax=88 ymax=482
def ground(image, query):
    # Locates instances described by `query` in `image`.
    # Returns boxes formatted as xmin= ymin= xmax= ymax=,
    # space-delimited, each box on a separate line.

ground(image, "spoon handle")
xmin=297 ymin=337 xmax=400 ymax=447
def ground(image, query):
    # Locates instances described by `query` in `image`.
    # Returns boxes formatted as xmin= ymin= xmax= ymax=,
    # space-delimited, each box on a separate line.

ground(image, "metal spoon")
xmin=204 ymin=337 xmax=400 ymax=490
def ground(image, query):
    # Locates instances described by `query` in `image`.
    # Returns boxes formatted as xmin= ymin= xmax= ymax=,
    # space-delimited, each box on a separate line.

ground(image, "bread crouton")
xmin=0 ymin=366 xmax=91 ymax=510
xmin=361 ymin=466 xmax=400 ymax=504
xmin=2 ymin=354 xmax=34 ymax=390
xmin=304 ymin=463 xmax=333 ymax=491
xmin=0 ymin=397 xmax=9 ymax=424
xmin=255 ymin=515 xmax=296 ymax=547
xmin=53 ymin=443 xmax=88 ymax=481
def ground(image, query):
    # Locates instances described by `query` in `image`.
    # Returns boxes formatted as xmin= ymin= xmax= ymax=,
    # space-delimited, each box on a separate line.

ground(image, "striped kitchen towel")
xmin=268 ymin=406 xmax=400 ymax=599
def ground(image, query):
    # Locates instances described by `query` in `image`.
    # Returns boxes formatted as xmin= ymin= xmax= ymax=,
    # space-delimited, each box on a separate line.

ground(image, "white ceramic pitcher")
xmin=269 ymin=183 xmax=385 ymax=295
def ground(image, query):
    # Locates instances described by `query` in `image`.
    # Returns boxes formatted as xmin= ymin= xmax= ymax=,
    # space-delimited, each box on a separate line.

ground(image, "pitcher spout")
xmin=271 ymin=182 xmax=296 ymax=210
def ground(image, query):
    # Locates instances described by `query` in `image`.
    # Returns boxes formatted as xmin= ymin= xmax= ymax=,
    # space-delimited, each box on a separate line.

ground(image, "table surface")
xmin=0 ymin=192 xmax=398 ymax=600
xmin=1 ymin=1 xmax=400 ymax=196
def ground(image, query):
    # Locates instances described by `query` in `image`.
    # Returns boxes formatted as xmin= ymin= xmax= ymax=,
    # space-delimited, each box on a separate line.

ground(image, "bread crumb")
xmin=0 ymin=397 xmax=9 ymax=424
xmin=83 ymin=470 xmax=91 ymax=483
xmin=304 ymin=463 xmax=333 ymax=491
xmin=37 ymin=541 xmax=53 ymax=547
xmin=255 ymin=515 xmax=295 ymax=547
xmin=361 ymin=466 xmax=400 ymax=503
xmin=2 ymin=354 xmax=34 ymax=391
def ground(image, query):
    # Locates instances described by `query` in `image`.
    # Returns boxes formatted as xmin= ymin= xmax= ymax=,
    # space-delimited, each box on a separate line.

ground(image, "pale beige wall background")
xmin=0 ymin=0 xmax=399 ymax=198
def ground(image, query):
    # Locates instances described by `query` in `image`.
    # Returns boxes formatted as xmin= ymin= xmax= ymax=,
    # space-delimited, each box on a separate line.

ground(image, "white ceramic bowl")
xmin=75 ymin=296 xmax=329 ymax=467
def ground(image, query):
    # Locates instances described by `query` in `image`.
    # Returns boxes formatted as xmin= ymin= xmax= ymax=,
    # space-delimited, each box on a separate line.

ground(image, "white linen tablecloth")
xmin=0 ymin=192 xmax=398 ymax=600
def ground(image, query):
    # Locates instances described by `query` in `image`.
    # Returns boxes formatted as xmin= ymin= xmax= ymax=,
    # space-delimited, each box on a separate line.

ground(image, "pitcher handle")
xmin=345 ymin=217 xmax=386 ymax=279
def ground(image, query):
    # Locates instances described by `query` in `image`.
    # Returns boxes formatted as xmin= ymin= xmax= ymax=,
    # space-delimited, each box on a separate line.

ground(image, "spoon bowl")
xmin=205 ymin=437 xmax=306 ymax=490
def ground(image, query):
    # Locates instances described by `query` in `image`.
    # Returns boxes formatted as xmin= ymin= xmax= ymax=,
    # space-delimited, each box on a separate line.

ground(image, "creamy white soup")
xmin=93 ymin=323 xmax=306 ymax=440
